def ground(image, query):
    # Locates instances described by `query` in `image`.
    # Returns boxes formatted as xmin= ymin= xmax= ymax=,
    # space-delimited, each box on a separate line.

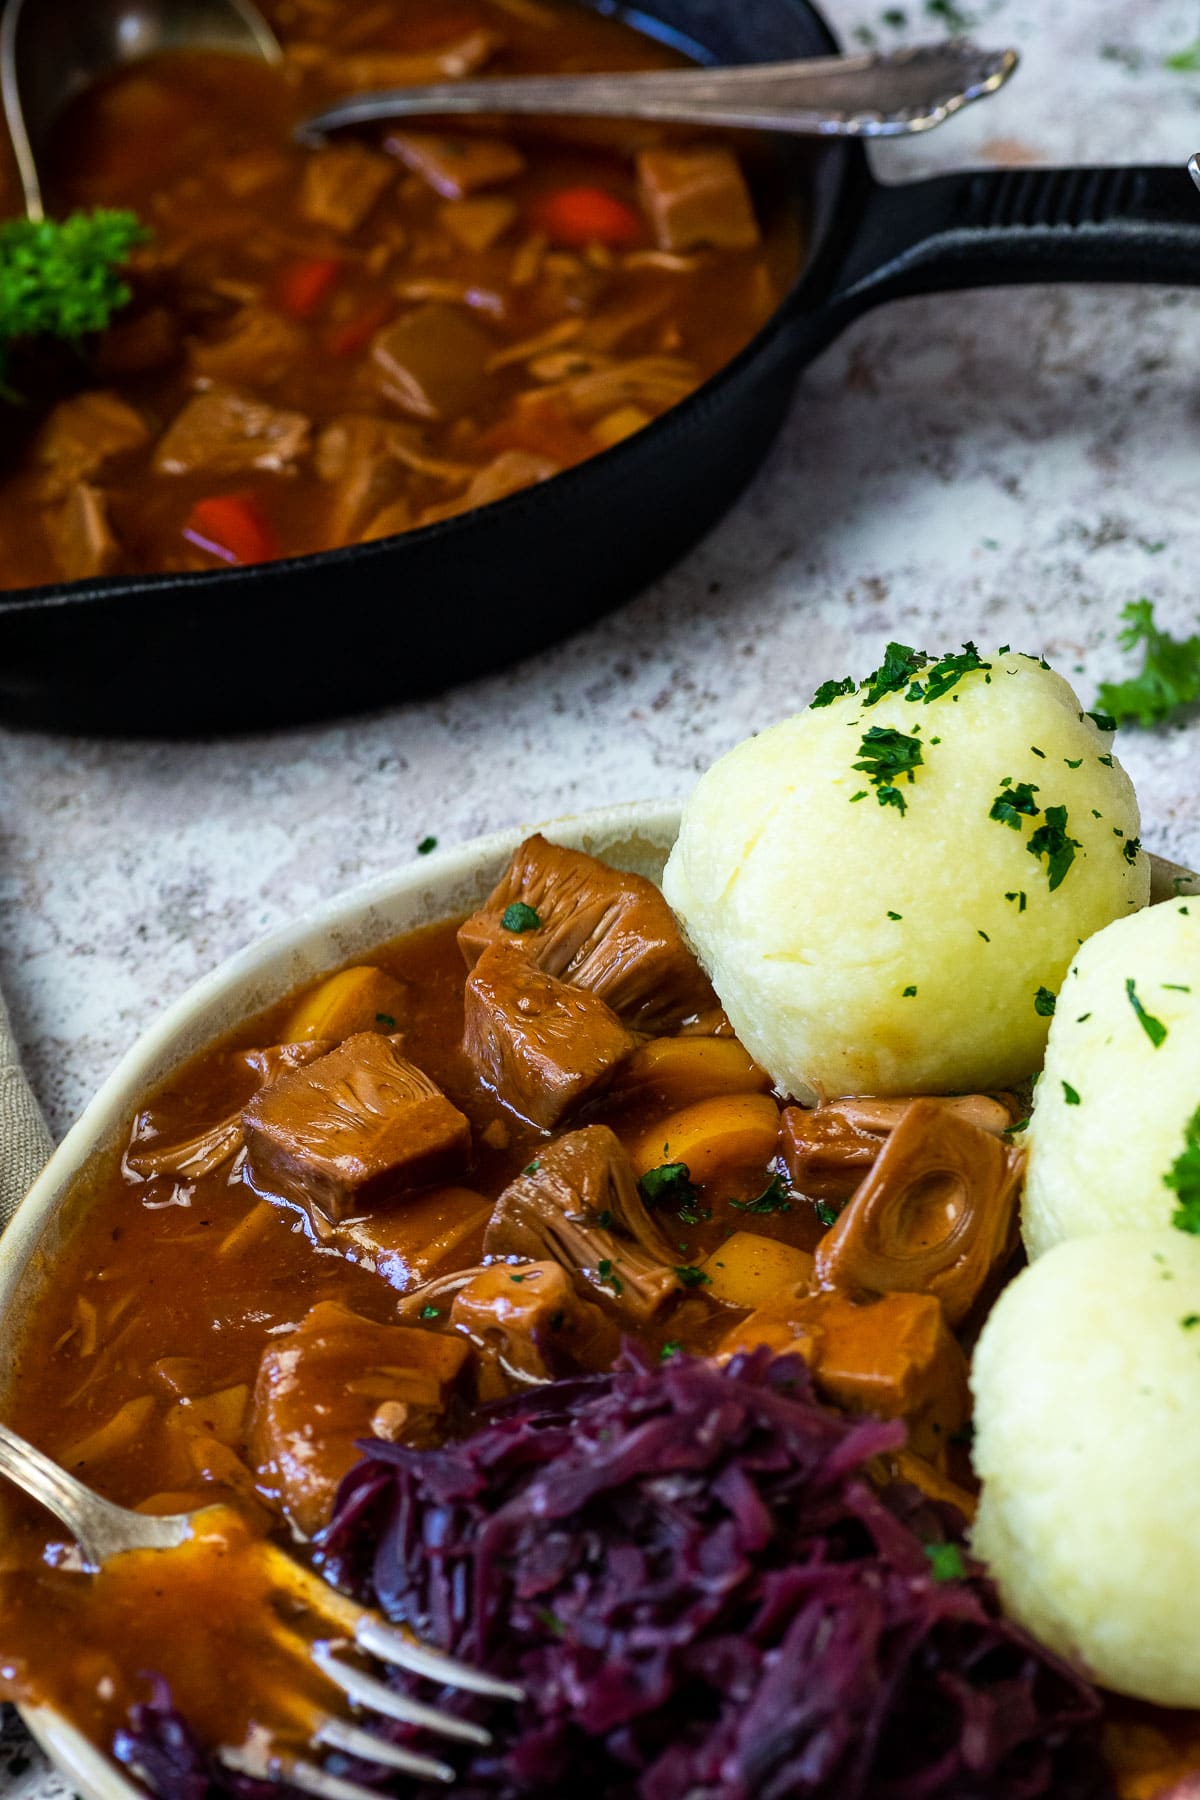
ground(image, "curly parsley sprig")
xmin=0 ymin=209 xmax=149 ymax=391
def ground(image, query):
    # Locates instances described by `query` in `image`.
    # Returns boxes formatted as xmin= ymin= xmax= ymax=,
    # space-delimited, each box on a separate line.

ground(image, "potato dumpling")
xmin=663 ymin=647 xmax=1147 ymax=1099
xmin=1023 ymin=897 xmax=1200 ymax=1257
xmin=972 ymin=1231 xmax=1200 ymax=1707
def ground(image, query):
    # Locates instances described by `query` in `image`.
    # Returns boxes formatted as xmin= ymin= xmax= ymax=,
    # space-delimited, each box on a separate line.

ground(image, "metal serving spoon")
xmin=0 ymin=0 xmax=282 ymax=221
xmin=298 ymin=41 xmax=1018 ymax=147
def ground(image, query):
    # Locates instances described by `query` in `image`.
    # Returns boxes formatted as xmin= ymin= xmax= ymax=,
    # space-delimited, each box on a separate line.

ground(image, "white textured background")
xmin=4 ymin=0 xmax=1200 ymax=1787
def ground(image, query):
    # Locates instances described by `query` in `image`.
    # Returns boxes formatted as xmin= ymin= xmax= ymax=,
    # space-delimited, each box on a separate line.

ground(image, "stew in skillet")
xmin=0 ymin=0 xmax=800 ymax=590
xmin=0 ymin=833 xmax=1191 ymax=1795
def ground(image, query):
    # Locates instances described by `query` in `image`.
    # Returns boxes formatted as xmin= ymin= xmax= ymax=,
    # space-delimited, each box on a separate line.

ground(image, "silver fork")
xmin=0 ymin=1420 xmax=521 ymax=1792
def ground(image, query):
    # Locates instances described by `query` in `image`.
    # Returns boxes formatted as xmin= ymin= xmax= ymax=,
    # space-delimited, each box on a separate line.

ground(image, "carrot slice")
xmin=277 ymin=256 xmax=340 ymax=319
xmin=326 ymin=295 xmax=395 ymax=357
xmin=530 ymin=185 xmax=644 ymax=248
xmin=183 ymin=493 xmax=280 ymax=566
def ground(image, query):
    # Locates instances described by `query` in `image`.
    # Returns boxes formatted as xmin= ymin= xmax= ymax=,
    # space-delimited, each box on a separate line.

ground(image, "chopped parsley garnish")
xmin=596 ymin=1260 xmax=623 ymax=1296
xmin=811 ymin=675 xmax=856 ymax=708
xmin=1164 ymin=984 xmax=1192 ymax=993
xmin=978 ymin=929 xmax=990 ymax=942
xmin=924 ymin=1542 xmax=967 ymax=1583
xmin=1086 ymin=710 xmax=1117 ymax=732
xmin=1097 ymin=599 xmax=1200 ymax=727
xmin=1034 ymin=986 xmax=1057 ymax=1017
xmin=887 ymin=910 xmax=903 ymax=920
xmin=989 ymin=779 xmax=1040 ymax=829
xmin=902 ymin=984 xmax=918 ymax=998
xmin=0 ymin=209 xmax=150 ymax=388
xmin=1027 ymin=805 xmax=1081 ymax=891
xmin=416 ymin=835 xmax=438 ymax=855
xmin=594 ymin=1209 xmax=614 ymax=1231
xmin=375 ymin=1012 xmax=397 ymax=1029
xmin=1030 ymin=745 xmax=1046 ymax=758
xmin=861 ymin=641 xmax=928 ymax=706
xmin=730 ymin=1174 xmax=792 ymax=1216
xmin=673 ymin=1265 xmax=710 ymax=1288
xmin=524 ymin=1159 xmax=541 ymax=1174
xmin=1123 ymin=836 xmax=1142 ymax=865
xmin=1064 ymin=757 xmax=1083 ymax=768
xmin=502 ymin=901 xmax=542 ymax=932
xmin=510 ymin=1273 xmax=527 ymax=1283
xmin=639 ymin=1162 xmax=698 ymax=1211
xmin=1126 ymin=978 xmax=1168 ymax=1047
xmin=535 ymin=1608 xmax=567 ymax=1638
xmin=420 ymin=1304 xmax=440 ymax=1320
xmin=1167 ymin=1106 xmax=1200 ymax=1234
xmin=1182 ymin=1314 xmax=1200 ymax=1329
xmin=1062 ymin=1081 xmax=1081 ymax=1106
xmin=1005 ymin=890 xmax=1027 ymax=912
xmin=815 ymin=1200 xmax=840 ymax=1228
xmin=660 ymin=1340 xmax=682 ymax=1359
xmin=852 ymin=725 xmax=924 ymax=814
xmin=908 ymin=643 xmax=991 ymax=703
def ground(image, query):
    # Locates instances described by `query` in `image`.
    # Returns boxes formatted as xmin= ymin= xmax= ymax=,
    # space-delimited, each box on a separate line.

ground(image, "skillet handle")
xmin=824 ymin=162 xmax=1200 ymax=322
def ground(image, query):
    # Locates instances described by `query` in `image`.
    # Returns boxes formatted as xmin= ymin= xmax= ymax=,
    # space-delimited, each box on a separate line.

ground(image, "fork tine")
xmin=313 ymin=1643 xmax=492 ymax=1746
xmin=355 ymin=1616 xmax=525 ymax=1702
xmin=317 ymin=1716 xmax=461 ymax=1778
xmin=291 ymin=1753 xmax=454 ymax=1795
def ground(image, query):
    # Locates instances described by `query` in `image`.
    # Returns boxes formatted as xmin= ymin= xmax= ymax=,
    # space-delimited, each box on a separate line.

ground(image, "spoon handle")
xmin=298 ymin=42 xmax=1018 ymax=145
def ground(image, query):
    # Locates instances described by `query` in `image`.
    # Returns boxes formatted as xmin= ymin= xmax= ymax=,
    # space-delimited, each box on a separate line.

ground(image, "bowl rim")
xmin=2 ymin=805 xmax=1195 ymax=1800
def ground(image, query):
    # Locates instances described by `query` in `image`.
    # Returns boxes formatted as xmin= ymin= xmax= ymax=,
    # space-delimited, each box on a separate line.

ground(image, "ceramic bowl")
xmin=0 ymin=804 xmax=1194 ymax=1799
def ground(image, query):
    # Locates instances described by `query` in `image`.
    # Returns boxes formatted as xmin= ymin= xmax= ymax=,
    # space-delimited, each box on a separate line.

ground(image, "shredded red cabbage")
xmin=115 ymin=1350 xmax=1111 ymax=1800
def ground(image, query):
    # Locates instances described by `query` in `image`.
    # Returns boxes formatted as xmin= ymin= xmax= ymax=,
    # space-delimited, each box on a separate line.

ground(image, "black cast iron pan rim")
xmin=0 ymin=0 xmax=854 ymax=622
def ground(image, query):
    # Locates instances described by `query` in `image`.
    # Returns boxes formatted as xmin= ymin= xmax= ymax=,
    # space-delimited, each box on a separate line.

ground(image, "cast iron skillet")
xmin=2 ymin=0 xmax=1199 ymax=736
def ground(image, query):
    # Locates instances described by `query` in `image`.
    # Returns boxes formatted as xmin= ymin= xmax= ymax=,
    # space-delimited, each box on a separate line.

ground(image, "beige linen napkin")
xmin=0 ymin=987 xmax=53 ymax=1231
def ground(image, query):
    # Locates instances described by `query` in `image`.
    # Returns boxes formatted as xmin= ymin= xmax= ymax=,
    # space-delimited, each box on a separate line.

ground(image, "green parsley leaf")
xmin=673 ymin=1264 xmax=710 ymax=1288
xmin=535 ymin=1608 xmax=567 ymax=1638
xmin=989 ymin=779 xmax=1040 ymax=830
xmin=908 ymin=643 xmax=991 ymax=703
xmin=1126 ymin=977 xmax=1168 ymax=1047
xmin=852 ymin=725 xmax=924 ymax=814
xmin=1028 ymin=805 xmax=1081 ymax=891
xmin=815 ymin=1200 xmax=840 ymax=1228
xmin=1182 ymin=1314 xmax=1200 ymax=1329
xmin=1062 ymin=1081 xmax=1081 ymax=1106
xmin=730 ymin=1174 xmax=792 ymax=1215
xmin=1034 ymin=986 xmax=1057 ymax=1017
xmin=1005 ymin=890 xmax=1027 ymax=912
xmin=1167 ymin=1105 xmax=1200 ymax=1234
xmin=811 ymin=675 xmax=856 ymax=708
xmin=1064 ymin=757 xmax=1083 ymax=769
xmin=375 ymin=1012 xmax=397 ymax=1029
xmin=1086 ymin=710 xmax=1117 ymax=732
xmin=416 ymin=835 xmax=437 ymax=855
xmin=924 ymin=1542 xmax=967 ymax=1582
xmin=861 ymin=642 xmax=927 ymax=707
xmin=660 ymin=1340 xmax=682 ymax=1360
xmin=887 ymin=910 xmax=903 ymax=920
xmin=1123 ymin=836 xmax=1142 ymax=865
xmin=902 ymin=984 xmax=918 ymax=998
xmin=502 ymin=901 xmax=541 ymax=933
xmin=1166 ymin=39 xmax=1200 ymax=70
xmin=639 ymin=1162 xmax=698 ymax=1211
xmin=596 ymin=1259 xmax=623 ymax=1295
xmin=1096 ymin=599 xmax=1200 ymax=728
xmin=0 ymin=210 xmax=149 ymax=386
xmin=420 ymin=1304 xmax=440 ymax=1320
xmin=524 ymin=1159 xmax=541 ymax=1174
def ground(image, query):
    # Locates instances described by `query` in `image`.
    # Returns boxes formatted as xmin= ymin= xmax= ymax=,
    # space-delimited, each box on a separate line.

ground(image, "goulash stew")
xmin=0 ymin=0 xmax=801 ymax=589
xmin=0 ymin=835 xmax=1189 ymax=1794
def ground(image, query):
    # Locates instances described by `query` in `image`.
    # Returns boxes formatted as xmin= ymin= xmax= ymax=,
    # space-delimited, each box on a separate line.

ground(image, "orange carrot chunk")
xmin=531 ymin=185 xmax=643 ymax=248
xmin=183 ymin=494 xmax=280 ymax=566
xmin=277 ymin=256 xmax=341 ymax=319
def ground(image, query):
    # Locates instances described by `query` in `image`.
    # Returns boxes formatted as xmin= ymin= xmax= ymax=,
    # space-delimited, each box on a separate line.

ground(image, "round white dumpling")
xmin=1022 ymin=897 xmax=1200 ymax=1257
xmin=663 ymin=649 xmax=1148 ymax=1099
xmin=972 ymin=1230 xmax=1200 ymax=1706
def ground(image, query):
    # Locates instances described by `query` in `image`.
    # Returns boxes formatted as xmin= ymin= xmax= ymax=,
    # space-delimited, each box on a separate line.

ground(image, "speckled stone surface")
xmin=4 ymin=0 xmax=1200 ymax=1787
